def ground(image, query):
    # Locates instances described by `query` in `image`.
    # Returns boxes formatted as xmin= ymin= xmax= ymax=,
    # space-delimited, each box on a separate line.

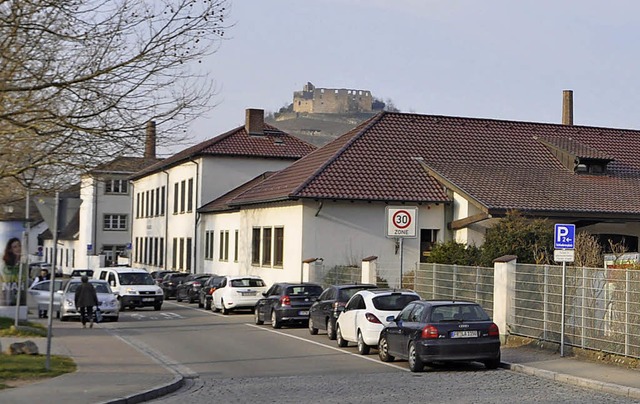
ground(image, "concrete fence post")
xmin=361 ymin=256 xmax=378 ymax=284
xmin=493 ymin=255 xmax=517 ymax=345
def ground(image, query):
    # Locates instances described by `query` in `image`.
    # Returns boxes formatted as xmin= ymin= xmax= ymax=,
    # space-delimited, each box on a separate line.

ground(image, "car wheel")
xmin=255 ymin=307 xmax=264 ymax=325
xmin=154 ymin=303 xmax=162 ymax=311
xmin=188 ymin=294 xmax=194 ymax=304
xmin=483 ymin=354 xmax=501 ymax=370
xmin=271 ymin=310 xmax=282 ymax=329
xmin=327 ymin=318 xmax=337 ymax=340
xmin=212 ymin=302 xmax=219 ymax=312
xmin=408 ymin=342 xmax=424 ymax=372
xmin=378 ymin=335 xmax=395 ymax=362
xmin=336 ymin=325 xmax=348 ymax=347
xmin=56 ymin=311 xmax=60 ymax=319
xmin=118 ymin=298 xmax=125 ymax=311
xmin=308 ymin=317 xmax=318 ymax=335
xmin=205 ymin=299 xmax=211 ymax=311
xmin=176 ymin=295 xmax=182 ymax=302
xmin=221 ymin=299 xmax=229 ymax=315
xmin=357 ymin=331 xmax=370 ymax=355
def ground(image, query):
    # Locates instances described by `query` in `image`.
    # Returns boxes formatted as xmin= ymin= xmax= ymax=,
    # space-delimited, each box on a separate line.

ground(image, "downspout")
xmin=129 ymin=180 xmax=135 ymax=267
xmin=92 ymin=178 xmax=98 ymax=264
xmin=163 ymin=170 xmax=169 ymax=270
xmin=191 ymin=158 xmax=200 ymax=274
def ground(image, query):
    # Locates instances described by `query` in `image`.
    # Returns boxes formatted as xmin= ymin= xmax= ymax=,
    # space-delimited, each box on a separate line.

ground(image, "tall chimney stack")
xmin=145 ymin=121 xmax=156 ymax=159
xmin=562 ymin=90 xmax=573 ymax=125
xmin=245 ymin=108 xmax=264 ymax=136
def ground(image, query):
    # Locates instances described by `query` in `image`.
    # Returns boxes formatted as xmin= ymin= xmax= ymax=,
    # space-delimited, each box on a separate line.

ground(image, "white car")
xmin=211 ymin=275 xmax=267 ymax=315
xmin=59 ymin=279 xmax=120 ymax=322
xmin=27 ymin=279 xmax=66 ymax=318
xmin=336 ymin=289 xmax=421 ymax=355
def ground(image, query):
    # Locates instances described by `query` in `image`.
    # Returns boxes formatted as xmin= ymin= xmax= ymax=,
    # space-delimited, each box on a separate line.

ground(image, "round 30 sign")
xmin=385 ymin=206 xmax=418 ymax=238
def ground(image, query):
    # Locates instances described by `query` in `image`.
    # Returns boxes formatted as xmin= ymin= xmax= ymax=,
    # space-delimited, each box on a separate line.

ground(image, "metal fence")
xmin=412 ymin=263 xmax=494 ymax=317
xmin=514 ymin=263 xmax=640 ymax=359
xmin=309 ymin=264 xmax=362 ymax=288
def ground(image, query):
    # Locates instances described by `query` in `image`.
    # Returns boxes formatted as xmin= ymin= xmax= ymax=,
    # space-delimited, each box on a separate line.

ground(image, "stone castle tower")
xmin=293 ymin=82 xmax=373 ymax=114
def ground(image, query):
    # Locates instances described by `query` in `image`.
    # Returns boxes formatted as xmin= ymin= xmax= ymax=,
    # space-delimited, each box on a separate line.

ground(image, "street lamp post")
xmin=14 ymin=187 xmax=31 ymax=327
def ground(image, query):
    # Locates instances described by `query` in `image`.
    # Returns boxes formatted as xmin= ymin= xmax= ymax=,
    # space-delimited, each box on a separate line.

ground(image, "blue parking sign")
xmin=554 ymin=224 xmax=575 ymax=249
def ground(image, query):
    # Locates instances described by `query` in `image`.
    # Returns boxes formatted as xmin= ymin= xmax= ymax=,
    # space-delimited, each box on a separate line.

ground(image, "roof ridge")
xmin=290 ymin=112 xmax=385 ymax=196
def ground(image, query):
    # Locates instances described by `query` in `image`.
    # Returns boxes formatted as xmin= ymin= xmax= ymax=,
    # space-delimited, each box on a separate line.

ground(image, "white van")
xmin=93 ymin=267 xmax=163 ymax=311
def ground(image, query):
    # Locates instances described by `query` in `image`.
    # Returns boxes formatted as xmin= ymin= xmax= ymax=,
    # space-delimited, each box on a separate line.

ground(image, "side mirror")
xmin=386 ymin=315 xmax=396 ymax=323
xmin=262 ymin=292 xmax=268 ymax=297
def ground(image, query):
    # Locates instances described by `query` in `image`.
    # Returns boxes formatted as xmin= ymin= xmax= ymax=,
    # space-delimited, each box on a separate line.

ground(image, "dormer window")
xmin=536 ymin=136 xmax=614 ymax=176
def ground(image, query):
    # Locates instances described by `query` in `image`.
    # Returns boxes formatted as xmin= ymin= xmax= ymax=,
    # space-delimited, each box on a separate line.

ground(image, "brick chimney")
xmin=562 ymin=90 xmax=573 ymax=125
xmin=245 ymin=108 xmax=264 ymax=136
xmin=145 ymin=121 xmax=156 ymax=159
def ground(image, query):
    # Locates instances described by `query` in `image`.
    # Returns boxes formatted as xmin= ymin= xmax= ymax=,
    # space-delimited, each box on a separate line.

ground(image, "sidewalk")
xmin=0 ymin=319 xmax=182 ymax=404
xmin=3 ymin=323 xmax=640 ymax=403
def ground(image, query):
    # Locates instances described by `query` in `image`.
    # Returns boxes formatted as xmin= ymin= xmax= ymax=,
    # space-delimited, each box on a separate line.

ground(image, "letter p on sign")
xmin=554 ymin=224 xmax=575 ymax=249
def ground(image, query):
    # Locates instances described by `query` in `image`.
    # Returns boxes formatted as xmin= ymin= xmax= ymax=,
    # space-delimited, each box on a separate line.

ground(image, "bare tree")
xmin=0 ymin=0 xmax=229 ymax=190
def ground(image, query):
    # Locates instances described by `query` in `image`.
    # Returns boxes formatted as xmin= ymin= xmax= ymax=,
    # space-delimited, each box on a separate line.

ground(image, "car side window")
xmin=345 ymin=295 xmax=362 ymax=311
xmin=410 ymin=304 xmax=425 ymax=322
xmin=318 ymin=290 xmax=330 ymax=300
xmin=108 ymin=273 xmax=116 ymax=286
xmin=398 ymin=303 xmax=416 ymax=321
xmin=327 ymin=289 xmax=336 ymax=300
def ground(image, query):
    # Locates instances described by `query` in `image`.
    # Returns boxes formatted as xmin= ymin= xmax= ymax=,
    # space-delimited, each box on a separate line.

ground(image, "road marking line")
xmin=246 ymin=323 xmax=408 ymax=372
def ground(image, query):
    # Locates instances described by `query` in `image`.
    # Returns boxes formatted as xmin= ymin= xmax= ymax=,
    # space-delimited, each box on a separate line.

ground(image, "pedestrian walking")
xmin=75 ymin=275 xmax=99 ymax=328
xmin=32 ymin=268 xmax=51 ymax=318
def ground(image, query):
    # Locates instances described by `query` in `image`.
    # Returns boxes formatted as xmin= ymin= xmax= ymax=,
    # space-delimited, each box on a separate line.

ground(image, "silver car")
xmin=59 ymin=279 xmax=120 ymax=322
xmin=27 ymin=279 xmax=66 ymax=318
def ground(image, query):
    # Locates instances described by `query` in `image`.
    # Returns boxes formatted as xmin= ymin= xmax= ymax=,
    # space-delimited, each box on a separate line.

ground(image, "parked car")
xmin=254 ymin=282 xmax=324 ymax=329
xmin=150 ymin=270 xmax=178 ymax=286
xmin=160 ymin=272 xmax=189 ymax=300
xmin=27 ymin=279 xmax=66 ymax=318
xmin=308 ymin=283 xmax=378 ymax=339
xmin=176 ymin=274 xmax=212 ymax=303
xmin=94 ymin=267 xmax=163 ymax=311
xmin=211 ymin=275 xmax=267 ymax=315
xmin=378 ymin=300 xmax=501 ymax=372
xmin=336 ymin=289 xmax=420 ymax=355
xmin=59 ymin=278 xmax=120 ymax=322
xmin=198 ymin=275 xmax=225 ymax=310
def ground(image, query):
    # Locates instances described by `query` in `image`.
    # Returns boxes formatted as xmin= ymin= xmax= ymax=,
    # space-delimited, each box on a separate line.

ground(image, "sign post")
xmin=554 ymin=224 xmax=575 ymax=357
xmin=386 ymin=207 xmax=418 ymax=288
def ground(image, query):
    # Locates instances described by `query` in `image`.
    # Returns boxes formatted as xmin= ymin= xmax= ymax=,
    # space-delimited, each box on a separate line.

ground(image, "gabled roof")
xmin=130 ymin=124 xmax=316 ymax=180
xmin=88 ymin=156 xmax=163 ymax=175
xmin=229 ymin=111 xmax=640 ymax=219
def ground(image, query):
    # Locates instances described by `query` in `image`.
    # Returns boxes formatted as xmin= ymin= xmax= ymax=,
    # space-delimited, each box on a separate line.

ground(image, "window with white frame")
xmin=104 ymin=214 xmax=127 ymax=230
xmin=219 ymin=230 xmax=229 ymax=261
xmin=205 ymin=230 xmax=215 ymax=260
xmin=274 ymin=227 xmax=284 ymax=267
xmin=262 ymin=227 xmax=272 ymax=266
xmin=251 ymin=228 xmax=260 ymax=265
xmin=105 ymin=179 xmax=128 ymax=194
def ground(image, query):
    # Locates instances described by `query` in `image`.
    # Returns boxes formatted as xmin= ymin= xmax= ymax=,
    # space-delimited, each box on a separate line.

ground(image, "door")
xmin=339 ymin=294 xmax=364 ymax=342
xmin=388 ymin=303 xmax=416 ymax=356
xmin=401 ymin=304 xmax=426 ymax=357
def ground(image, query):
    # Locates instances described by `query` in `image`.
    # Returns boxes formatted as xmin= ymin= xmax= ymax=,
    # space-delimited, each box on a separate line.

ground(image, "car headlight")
xmin=104 ymin=299 xmax=118 ymax=308
xmin=64 ymin=298 xmax=75 ymax=308
xmin=156 ymin=289 xmax=163 ymax=295
xmin=125 ymin=288 xmax=139 ymax=295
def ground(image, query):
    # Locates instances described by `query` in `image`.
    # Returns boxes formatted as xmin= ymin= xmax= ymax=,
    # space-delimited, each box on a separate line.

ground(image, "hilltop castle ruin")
xmin=293 ymin=82 xmax=373 ymax=114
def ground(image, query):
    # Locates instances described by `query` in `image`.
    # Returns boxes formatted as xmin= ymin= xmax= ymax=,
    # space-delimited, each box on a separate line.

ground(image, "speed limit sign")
xmin=386 ymin=206 xmax=418 ymax=238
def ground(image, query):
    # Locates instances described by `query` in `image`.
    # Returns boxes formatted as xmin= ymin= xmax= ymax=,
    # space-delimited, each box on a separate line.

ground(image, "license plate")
xmin=451 ymin=330 xmax=478 ymax=338
xmin=142 ymin=297 xmax=154 ymax=302
xmin=240 ymin=291 xmax=256 ymax=296
xmin=298 ymin=310 xmax=309 ymax=316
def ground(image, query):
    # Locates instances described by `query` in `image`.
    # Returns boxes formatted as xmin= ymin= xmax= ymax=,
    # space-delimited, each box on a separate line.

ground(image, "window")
xmin=262 ymin=228 xmax=272 ymax=266
xmin=172 ymin=238 xmax=177 ymax=269
xmin=180 ymin=180 xmax=186 ymax=212
xmin=187 ymin=178 xmax=193 ymax=212
xmin=219 ymin=231 xmax=229 ymax=261
xmin=251 ymin=228 xmax=261 ymax=265
xmin=274 ymin=227 xmax=284 ymax=266
xmin=179 ymin=238 xmax=185 ymax=270
xmin=159 ymin=238 xmax=164 ymax=266
xmin=105 ymin=179 xmax=128 ymax=194
xmin=186 ymin=238 xmax=192 ymax=272
xmin=155 ymin=188 xmax=160 ymax=216
xmin=234 ymin=230 xmax=239 ymax=262
xmin=420 ymin=229 xmax=439 ymax=263
xmin=160 ymin=186 xmax=166 ymax=215
xmin=136 ymin=193 xmax=141 ymax=218
xmin=145 ymin=190 xmax=150 ymax=217
xmin=205 ymin=230 xmax=215 ymax=260
xmin=104 ymin=214 xmax=127 ymax=230
xmin=173 ymin=183 xmax=179 ymax=214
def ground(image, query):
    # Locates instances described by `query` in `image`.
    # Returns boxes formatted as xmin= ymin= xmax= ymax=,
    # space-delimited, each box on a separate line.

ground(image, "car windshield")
xmin=231 ymin=278 xmax=265 ymax=287
xmin=372 ymin=294 xmax=419 ymax=311
xmin=67 ymin=282 xmax=110 ymax=293
xmin=119 ymin=273 xmax=155 ymax=285
xmin=430 ymin=304 xmax=490 ymax=322
xmin=286 ymin=285 xmax=323 ymax=296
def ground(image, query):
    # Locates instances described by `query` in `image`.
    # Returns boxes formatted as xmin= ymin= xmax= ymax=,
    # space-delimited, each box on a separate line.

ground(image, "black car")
xmin=308 ymin=283 xmax=378 ymax=340
xmin=254 ymin=282 xmax=324 ymax=329
xmin=150 ymin=270 xmax=178 ymax=286
xmin=198 ymin=275 xmax=225 ymax=310
xmin=176 ymin=274 xmax=212 ymax=303
xmin=160 ymin=272 xmax=189 ymax=299
xmin=378 ymin=300 xmax=501 ymax=372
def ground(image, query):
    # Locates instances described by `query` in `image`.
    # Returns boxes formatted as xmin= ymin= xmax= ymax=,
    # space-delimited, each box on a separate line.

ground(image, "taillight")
xmin=421 ymin=325 xmax=439 ymax=339
xmin=364 ymin=312 xmax=381 ymax=324
xmin=280 ymin=295 xmax=291 ymax=306
xmin=193 ymin=282 xmax=201 ymax=287
xmin=333 ymin=302 xmax=346 ymax=310
xmin=208 ymin=288 xmax=216 ymax=295
xmin=488 ymin=323 xmax=499 ymax=337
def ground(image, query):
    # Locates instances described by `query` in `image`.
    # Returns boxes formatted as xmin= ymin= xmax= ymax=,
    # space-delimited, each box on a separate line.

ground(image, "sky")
xmin=178 ymin=0 xmax=640 ymax=153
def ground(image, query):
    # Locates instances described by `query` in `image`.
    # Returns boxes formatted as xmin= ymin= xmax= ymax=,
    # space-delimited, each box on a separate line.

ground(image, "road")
xmin=97 ymin=301 xmax=634 ymax=404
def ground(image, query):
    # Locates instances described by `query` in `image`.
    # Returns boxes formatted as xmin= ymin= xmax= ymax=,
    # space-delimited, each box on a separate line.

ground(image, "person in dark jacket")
xmin=75 ymin=275 xmax=99 ymax=328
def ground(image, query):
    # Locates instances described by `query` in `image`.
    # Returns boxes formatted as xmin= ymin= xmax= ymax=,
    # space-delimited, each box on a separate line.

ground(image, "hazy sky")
xmin=180 ymin=0 xmax=640 ymax=152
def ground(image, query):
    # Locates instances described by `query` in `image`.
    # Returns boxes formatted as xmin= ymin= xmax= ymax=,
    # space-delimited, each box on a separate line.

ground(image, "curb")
xmin=104 ymin=374 xmax=185 ymax=404
xmin=501 ymin=362 xmax=640 ymax=400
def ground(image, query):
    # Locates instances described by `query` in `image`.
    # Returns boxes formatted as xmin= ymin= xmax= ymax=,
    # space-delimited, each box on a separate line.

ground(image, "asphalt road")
xmin=98 ymin=301 xmax=636 ymax=404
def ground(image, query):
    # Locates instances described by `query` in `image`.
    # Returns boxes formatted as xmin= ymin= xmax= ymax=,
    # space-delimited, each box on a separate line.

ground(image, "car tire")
xmin=308 ymin=317 xmax=318 ymax=335
xmin=378 ymin=335 xmax=395 ymax=362
xmin=188 ymin=295 xmax=194 ymax=304
xmin=357 ymin=331 xmax=370 ymax=355
xmin=205 ymin=299 xmax=211 ymax=311
xmin=336 ymin=325 xmax=348 ymax=347
xmin=198 ymin=299 xmax=204 ymax=308
xmin=154 ymin=303 xmax=162 ymax=311
xmin=221 ymin=299 xmax=229 ymax=315
xmin=255 ymin=307 xmax=264 ymax=325
xmin=176 ymin=294 xmax=182 ymax=302
xmin=119 ymin=298 xmax=125 ymax=311
xmin=483 ymin=354 xmax=501 ymax=370
xmin=327 ymin=318 xmax=337 ymax=340
xmin=271 ymin=310 xmax=282 ymax=329
xmin=408 ymin=342 xmax=424 ymax=372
